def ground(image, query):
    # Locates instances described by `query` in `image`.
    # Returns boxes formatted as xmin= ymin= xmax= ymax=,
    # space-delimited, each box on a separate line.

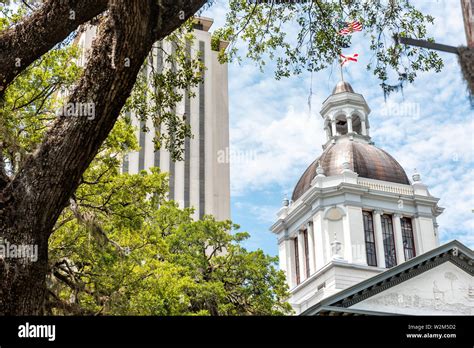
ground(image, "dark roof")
xmin=301 ymin=240 xmax=474 ymax=316
xmin=292 ymin=141 xmax=410 ymax=201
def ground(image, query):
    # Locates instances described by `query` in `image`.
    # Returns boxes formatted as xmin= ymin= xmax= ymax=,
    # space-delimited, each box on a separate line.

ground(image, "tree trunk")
xmin=0 ymin=0 xmax=156 ymax=315
xmin=0 ymin=0 xmax=108 ymax=98
xmin=0 ymin=0 xmax=207 ymax=315
xmin=0 ymin=0 xmax=208 ymax=97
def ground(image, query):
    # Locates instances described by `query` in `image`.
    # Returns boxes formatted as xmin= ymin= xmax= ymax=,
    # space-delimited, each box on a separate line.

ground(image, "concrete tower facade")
xmin=77 ymin=17 xmax=230 ymax=221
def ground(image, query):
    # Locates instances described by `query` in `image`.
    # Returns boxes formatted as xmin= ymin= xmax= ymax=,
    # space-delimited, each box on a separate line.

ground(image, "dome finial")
xmin=341 ymin=161 xmax=354 ymax=174
xmin=282 ymin=194 xmax=289 ymax=207
xmin=316 ymin=161 xmax=326 ymax=177
xmin=412 ymin=168 xmax=422 ymax=183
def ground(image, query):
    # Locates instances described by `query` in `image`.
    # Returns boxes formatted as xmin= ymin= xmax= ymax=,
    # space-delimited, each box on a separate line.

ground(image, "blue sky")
xmin=204 ymin=0 xmax=474 ymax=256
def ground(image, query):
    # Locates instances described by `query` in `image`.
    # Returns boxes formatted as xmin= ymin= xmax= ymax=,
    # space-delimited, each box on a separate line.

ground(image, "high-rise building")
xmin=271 ymin=81 xmax=473 ymax=316
xmin=77 ymin=17 xmax=230 ymax=221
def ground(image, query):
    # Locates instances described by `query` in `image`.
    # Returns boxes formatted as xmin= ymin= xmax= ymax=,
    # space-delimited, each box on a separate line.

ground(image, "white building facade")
xmin=77 ymin=17 xmax=230 ymax=221
xmin=269 ymin=80 xmax=468 ymax=315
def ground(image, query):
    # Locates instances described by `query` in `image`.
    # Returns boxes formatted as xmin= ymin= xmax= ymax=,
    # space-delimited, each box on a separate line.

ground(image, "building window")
xmin=362 ymin=211 xmax=377 ymax=266
xmin=294 ymin=237 xmax=300 ymax=285
xmin=401 ymin=217 xmax=416 ymax=260
xmin=303 ymin=230 xmax=310 ymax=278
xmin=381 ymin=214 xmax=397 ymax=268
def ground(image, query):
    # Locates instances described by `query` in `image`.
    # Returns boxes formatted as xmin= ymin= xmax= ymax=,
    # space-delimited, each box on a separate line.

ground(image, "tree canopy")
xmin=213 ymin=0 xmax=443 ymax=94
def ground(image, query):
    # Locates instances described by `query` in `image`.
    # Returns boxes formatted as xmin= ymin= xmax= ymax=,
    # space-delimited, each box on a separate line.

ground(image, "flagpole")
xmin=337 ymin=20 xmax=363 ymax=83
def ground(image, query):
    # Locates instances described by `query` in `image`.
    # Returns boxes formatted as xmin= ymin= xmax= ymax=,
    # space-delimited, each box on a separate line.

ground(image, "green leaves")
xmin=122 ymin=24 xmax=204 ymax=162
xmin=0 ymin=43 xmax=81 ymax=173
xmin=49 ymin=174 xmax=292 ymax=315
xmin=218 ymin=0 xmax=443 ymax=92
xmin=45 ymin=111 xmax=291 ymax=315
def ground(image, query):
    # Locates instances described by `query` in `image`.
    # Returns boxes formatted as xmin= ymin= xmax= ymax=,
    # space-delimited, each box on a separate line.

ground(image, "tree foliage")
xmin=49 ymin=193 xmax=292 ymax=315
xmin=45 ymin=119 xmax=291 ymax=316
xmin=0 ymin=43 xmax=81 ymax=172
xmin=213 ymin=0 xmax=443 ymax=94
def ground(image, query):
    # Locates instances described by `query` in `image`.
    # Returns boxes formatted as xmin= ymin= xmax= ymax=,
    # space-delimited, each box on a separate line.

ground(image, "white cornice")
xmin=320 ymin=92 xmax=371 ymax=116
xmin=271 ymin=177 xmax=442 ymax=230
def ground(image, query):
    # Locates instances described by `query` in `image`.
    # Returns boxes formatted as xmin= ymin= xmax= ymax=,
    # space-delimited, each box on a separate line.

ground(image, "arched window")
xmin=335 ymin=114 xmax=348 ymax=135
xmin=352 ymin=114 xmax=362 ymax=134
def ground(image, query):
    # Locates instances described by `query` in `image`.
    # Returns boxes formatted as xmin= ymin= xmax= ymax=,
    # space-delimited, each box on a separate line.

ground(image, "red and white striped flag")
xmin=338 ymin=21 xmax=363 ymax=35
xmin=340 ymin=53 xmax=359 ymax=66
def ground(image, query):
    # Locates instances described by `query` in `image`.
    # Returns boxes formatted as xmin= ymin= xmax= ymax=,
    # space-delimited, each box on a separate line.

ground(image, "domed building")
xmin=270 ymin=81 xmax=474 ymax=316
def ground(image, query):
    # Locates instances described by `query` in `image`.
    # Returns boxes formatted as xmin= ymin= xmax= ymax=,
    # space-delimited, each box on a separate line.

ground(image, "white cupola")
xmin=320 ymin=81 xmax=371 ymax=147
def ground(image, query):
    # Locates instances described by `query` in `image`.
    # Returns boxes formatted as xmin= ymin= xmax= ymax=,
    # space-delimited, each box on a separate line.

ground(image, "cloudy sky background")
xmin=203 ymin=0 xmax=473 ymax=256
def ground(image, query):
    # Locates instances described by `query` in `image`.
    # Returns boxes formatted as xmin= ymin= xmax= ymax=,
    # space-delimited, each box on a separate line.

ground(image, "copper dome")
xmin=332 ymin=81 xmax=354 ymax=94
xmin=292 ymin=140 xmax=410 ymax=201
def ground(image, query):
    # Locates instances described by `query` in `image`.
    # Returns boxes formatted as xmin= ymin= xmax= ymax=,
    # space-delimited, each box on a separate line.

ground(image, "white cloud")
xmin=230 ymin=102 xmax=323 ymax=196
xmin=234 ymin=201 xmax=280 ymax=224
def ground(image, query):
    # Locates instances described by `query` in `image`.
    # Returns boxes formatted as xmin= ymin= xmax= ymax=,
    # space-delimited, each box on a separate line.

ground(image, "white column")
xmin=313 ymin=214 xmax=325 ymax=271
xmin=393 ymin=214 xmax=405 ymax=264
xmin=331 ymin=119 xmax=337 ymax=137
xmin=346 ymin=115 xmax=353 ymax=133
xmin=297 ymin=231 xmax=306 ymax=282
xmin=361 ymin=119 xmax=367 ymax=136
xmin=373 ymin=210 xmax=386 ymax=268
xmin=324 ymin=218 xmax=332 ymax=265
xmin=324 ymin=126 xmax=331 ymax=140
xmin=413 ymin=215 xmax=424 ymax=255
xmin=288 ymin=238 xmax=297 ymax=288
xmin=342 ymin=213 xmax=352 ymax=262
xmin=278 ymin=238 xmax=289 ymax=287
xmin=307 ymin=222 xmax=316 ymax=275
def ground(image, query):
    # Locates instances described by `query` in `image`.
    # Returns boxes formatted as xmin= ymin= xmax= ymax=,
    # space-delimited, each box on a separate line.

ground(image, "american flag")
xmin=338 ymin=21 xmax=363 ymax=35
xmin=340 ymin=53 xmax=359 ymax=66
